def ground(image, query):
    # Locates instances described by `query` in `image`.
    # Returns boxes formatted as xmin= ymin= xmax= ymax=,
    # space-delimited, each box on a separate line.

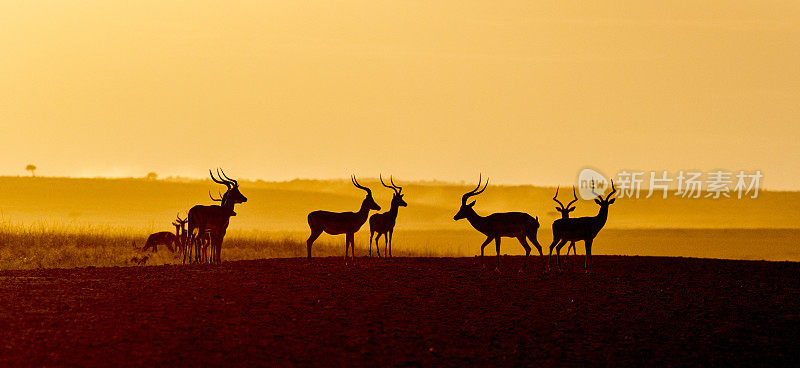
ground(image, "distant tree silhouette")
xmin=146 ymin=172 xmax=158 ymax=180
xmin=25 ymin=164 xmax=36 ymax=177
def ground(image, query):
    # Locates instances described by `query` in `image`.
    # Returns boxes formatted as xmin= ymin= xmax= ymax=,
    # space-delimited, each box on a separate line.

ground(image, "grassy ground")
xmin=1 ymin=221 xmax=798 ymax=270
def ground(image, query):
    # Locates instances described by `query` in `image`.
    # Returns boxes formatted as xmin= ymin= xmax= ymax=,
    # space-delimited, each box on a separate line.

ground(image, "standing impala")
xmin=453 ymin=175 xmax=543 ymax=271
xmin=185 ymin=169 xmax=247 ymax=264
xmin=548 ymin=179 xmax=616 ymax=271
xmin=306 ymin=176 xmax=381 ymax=263
xmin=552 ymin=186 xmax=579 ymax=259
xmin=368 ymin=175 xmax=407 ymax=258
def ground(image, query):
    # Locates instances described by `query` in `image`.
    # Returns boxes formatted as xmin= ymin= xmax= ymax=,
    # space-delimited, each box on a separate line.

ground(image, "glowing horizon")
xmin=3 ymin=1 xmax=798 ymax=189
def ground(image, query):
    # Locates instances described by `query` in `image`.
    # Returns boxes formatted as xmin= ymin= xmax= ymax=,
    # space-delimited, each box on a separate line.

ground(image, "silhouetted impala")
xmin=548 ymin=179 xmax=616 ymax=271
xmin=552 ymin=186 xmax=579 ymax=259
xmin=306 ymin=176 xmax=381 ymax=263
xmin=143 ymin=214 xmax=186 ymax=253
xmin=369 ymin=175 xmax=407 ymax=258
xmin=185 ymin=169 xmax=247 ymax=264
xmin=453 ymin=175 xmax=543 ymax=271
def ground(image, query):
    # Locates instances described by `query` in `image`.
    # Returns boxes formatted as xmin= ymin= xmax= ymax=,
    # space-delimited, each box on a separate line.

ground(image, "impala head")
xmin=173 ymin=214 xmax=188 ymax=230
xmin=380 ymin=174 xmax=407 ymax=208
xmin=209 ymin=168 xmax=247 ymax=205
xmin=592 ymin=179 xmax=617 ymax=208
xmin=553 ymin=186 xmax=579 ymax=217
xmin=353 ymin=175 xmax=381 ymax=211
xmin=454 ymin=174 xmax=488 ymax=220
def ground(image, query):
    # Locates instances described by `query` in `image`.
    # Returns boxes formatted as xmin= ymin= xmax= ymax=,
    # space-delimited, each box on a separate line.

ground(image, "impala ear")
xmin=554 ymin=207 xmax=560 ymax=211
xmin=468 ymin=200 xmax=476 ymax=207
xmin=608 ymin=198 xmax=616 ymax=204
xmin=568 ymin=207 xmax=576 ymax=212
xmin=594 ymin=199 xmax=602 ymax=205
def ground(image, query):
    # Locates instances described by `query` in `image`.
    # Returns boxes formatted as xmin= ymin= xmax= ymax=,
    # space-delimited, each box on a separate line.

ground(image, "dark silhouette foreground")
xmin=0 ymin=256 xmax=796 ymax=367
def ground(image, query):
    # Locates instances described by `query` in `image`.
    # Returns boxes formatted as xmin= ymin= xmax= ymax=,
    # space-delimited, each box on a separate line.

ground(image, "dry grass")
xmin=1 ymin=220 xmax=798 ymax=270
xmin=0 ymin=222 xmax=445 ymax=270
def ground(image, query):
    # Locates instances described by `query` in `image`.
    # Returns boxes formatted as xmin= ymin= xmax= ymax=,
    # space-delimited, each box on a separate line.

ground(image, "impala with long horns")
xmin=306 ymin=176 xmax=381 ymax=263
xmin=552 ymin=186 xmax=579 ymax=259
xmin=368 ymin=175 xmax=407 ymax=258
xmin=185 ymin=169 xmax=247 ymax=264
xmin=548 ymin=179 xmax=617 ymax=271
xmin=453 ymin=175 xmax=543 ymax=271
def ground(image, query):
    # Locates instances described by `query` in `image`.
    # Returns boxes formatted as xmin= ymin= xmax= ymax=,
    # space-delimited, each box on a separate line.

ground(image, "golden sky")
xmin=1 ymin=1 xmax=798 ymax=188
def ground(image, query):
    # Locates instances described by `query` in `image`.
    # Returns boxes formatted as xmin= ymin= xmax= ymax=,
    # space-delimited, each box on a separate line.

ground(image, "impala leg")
xmin=585 ymin=238 xmax=593 ymax=272
xmin=375 ymin=233 xmax=382 ymax=258
xmin=388 ymin=229 xmax=393 ymax=258
xmin=517 ymin=236 xmax=531 ymax=271
xmin=494 ymin=237 xmax=502 ymax=271
xmin=547 ymin=237 xmax=560 ymax=271
xmin=526 ymin=232 xmax=544 ymax=269
xmin=204 ymin=237 xmax=210 ymax=264
xmin=568 ymin=241 xmax=576 ymax=266
xmin=215 ymin=237 xmax=223 ymax=264
xmin=479 ymin=236 xmax=492 ymax=268
xmin=555 ymin=240 xmax=568 ymax=269
xmin=306 ymin=229 xmax=322 ymax=261
xmin=201 ymin=239 xmax=206 ymax=264
xmin=384 ymin=232 xmax=389 ymax=259
xmin=346 ymin=233 xmax=356 ymax=265
xmin=182 ymin=236 xmax=189 ymax=264
xmin=369 ymin=231 xmax=374 ymax=258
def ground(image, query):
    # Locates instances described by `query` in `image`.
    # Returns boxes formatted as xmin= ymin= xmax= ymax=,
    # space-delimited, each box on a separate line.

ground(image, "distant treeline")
xmin=0 ymin=176 xmax=797 ymax=232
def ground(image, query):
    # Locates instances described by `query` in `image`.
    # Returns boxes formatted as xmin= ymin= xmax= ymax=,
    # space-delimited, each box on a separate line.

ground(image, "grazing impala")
xmin=306 ymin=176 xmax=381 ymax=263
xmin=368 ymin=175 xmax=407 ymax=258
xmin=185 ymin=169 xmax=247 ymax=264
xmin=143 ymin=214 xmax=186 ymax=253
xmin=453 ymin=175 xmax=543 ymax=271
xmin=552 ymin=186 xmax=579 ymax=259
xmin=548 ymin=179 xmax=617 ymax=271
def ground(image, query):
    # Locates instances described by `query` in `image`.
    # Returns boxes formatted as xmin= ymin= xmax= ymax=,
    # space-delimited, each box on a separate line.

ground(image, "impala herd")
xmin=144 ymin=170 xmax=617 ymax=271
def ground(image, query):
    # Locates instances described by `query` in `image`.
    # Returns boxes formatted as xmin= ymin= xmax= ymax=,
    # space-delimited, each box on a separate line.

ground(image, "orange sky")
xmin=1 ymin=1 xmax=798 ymax=188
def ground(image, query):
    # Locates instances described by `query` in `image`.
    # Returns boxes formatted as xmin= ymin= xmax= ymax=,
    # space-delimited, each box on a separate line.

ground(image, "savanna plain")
xmin=0 ymin=177 xmax=798 ymax=366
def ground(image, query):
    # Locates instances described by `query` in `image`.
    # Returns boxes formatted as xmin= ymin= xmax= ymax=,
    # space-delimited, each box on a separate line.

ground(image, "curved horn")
xmin=605 ymin=179 xmax=616 ymax=201
xmin=219 ymin=168 xmax=238 ymax=187
xmin=461 ymin=174 xmax=488 ymax=205
xmin=566 ymin=186 xmax=579 ymax=208
xmin=390 ymin=176 xmax=402 ymax=194
xmin=210 ymin=169 xmax=232 ymax=189
xmin=352 ymin=175 xmax=372 ymax=196
xmin=553 ymin=186 xmax=566 ymax=209
xmin=591 ymin=179 xmax=602 ymax=200
xmin=380 ymin=174 xmax=399 ymax=195
xmin=209 ymin=190 xmax=223 ymax=202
